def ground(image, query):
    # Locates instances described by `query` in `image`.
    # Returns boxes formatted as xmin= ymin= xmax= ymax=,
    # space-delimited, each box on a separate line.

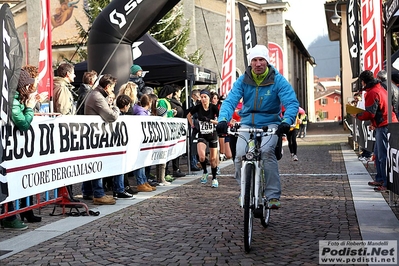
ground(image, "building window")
xmin=323 ymin=111 xmax=328 ymax=119
xmin=320 ymin=98 xmax=328 ymax=106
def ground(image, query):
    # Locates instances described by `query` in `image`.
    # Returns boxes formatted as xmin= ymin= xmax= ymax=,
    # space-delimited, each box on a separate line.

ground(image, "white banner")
xmin=0 ymin=115 xmax=187 ymax=203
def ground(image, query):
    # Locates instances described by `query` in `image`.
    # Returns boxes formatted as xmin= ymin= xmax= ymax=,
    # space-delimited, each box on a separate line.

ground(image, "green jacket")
xmin=11 ymin=92 xmax=34 ymax=131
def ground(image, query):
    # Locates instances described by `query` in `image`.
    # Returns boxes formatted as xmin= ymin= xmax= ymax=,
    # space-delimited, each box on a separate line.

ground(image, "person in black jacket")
xmin=166 ymin=85 xmax=186 ymax=178
xmin=76 ymin=70 xmax=97 ymax=115
xmin=129 ymin=64 xmax=145 ymax=98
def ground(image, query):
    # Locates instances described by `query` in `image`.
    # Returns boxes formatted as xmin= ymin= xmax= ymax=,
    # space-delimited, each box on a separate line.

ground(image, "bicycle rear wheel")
xmin=244 ymin=163 xmax=255 ymax=253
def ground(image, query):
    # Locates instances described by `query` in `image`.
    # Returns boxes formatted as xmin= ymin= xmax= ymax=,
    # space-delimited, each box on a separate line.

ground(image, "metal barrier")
xmin=0 ymin=186 xmax=89 ymax=220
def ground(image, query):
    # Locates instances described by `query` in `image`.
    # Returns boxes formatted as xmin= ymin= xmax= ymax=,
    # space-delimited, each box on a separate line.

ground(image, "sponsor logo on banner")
xmin=109 ymin=0 xmax=142 ymax=28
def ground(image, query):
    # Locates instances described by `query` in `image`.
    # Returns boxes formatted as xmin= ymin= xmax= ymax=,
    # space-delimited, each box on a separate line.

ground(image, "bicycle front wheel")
xmin=244 ymin=163 xmax=255 ymax=253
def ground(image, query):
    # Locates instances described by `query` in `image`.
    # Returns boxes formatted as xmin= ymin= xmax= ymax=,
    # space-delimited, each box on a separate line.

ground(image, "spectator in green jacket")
xmin=1 ymin=69 xmax=42 ymax=230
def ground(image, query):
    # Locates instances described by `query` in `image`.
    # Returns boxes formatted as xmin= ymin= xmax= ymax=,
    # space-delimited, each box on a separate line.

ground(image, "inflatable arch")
xmin=87 ymin=0 xmax=180 ymax=93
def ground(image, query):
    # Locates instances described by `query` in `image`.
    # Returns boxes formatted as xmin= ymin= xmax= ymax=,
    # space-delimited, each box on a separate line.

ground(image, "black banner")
xmin=387 ymin=123 xmax=399 ymax=195
xmin=238 ymin=2 xmax=257 ymax=67
xmin=353 ymin=117 xmax=374 ymax=153
xmin=0 ymin=4 xmax=23 ymax=202
xmin=346 ymin=0 xmax=361 ymax=78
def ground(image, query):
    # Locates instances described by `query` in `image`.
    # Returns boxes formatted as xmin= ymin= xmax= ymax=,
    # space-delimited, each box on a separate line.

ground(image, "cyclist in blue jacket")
xmin=216 ymin=44 xmax=299 ymax=209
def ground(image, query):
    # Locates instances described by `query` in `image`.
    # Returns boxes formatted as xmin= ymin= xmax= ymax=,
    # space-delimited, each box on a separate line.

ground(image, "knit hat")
xmin=130 ymin=64 xmax=142 ymax=75
xmin=17 ymin=69 xmax=35 ymax=89
xmin=158 ymin=85 xmax=175 ymax=98
xmin=247 ymin=45 xmax=270 ymax=66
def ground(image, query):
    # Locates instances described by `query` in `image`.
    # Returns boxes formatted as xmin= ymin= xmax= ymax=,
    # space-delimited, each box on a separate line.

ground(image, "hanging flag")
xmin=346 ymin=0 xmax=361 ymax=79
xmin=220 ymin=0 xmax=236 ymax=96
xmin=238 ymin=2 xmax=257 ymax=67
xmin=361 ymin=0 xmax=383 ymax=75
xmin=0 ymin=3 xmax=23 ymax=202
xmin=268 ymin=42 xmax=284 ymax=76
xmin=38 ymin=0 xmax=53 ymax=101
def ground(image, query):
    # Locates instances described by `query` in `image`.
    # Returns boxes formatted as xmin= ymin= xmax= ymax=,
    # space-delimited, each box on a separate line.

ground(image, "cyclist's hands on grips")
xmin=216 ymin=121 xmax=228 ymax=135
xmin=276 ymin=122 xmax=291 ymax=136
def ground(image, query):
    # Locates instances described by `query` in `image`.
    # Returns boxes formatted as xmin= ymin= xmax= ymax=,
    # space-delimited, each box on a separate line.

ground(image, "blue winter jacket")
xmin=218 ymin=65 xmax=299 ymax=127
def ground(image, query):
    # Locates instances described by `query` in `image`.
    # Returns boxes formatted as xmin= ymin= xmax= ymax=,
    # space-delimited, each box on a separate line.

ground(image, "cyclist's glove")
xmin=216 ymin=121 xmax=228 ymax=135
xmin=276 ymin=122 xmax=291 ymax=136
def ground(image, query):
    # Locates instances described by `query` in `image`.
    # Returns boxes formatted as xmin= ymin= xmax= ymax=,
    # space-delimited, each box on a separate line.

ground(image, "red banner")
xmin=38 ymin=0 xmax=53 ymax=99
xmin=268 ymin=42 xmax=284 ymax=76
xmin=220 ymin=0 xmax=236 ymax=97
xmin=361 ymin=0 xmax=383 ymax=75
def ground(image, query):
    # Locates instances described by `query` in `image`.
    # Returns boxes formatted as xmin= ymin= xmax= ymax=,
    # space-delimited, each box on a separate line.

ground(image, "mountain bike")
xmin=228 ymin=125 xmax=277 ymax=253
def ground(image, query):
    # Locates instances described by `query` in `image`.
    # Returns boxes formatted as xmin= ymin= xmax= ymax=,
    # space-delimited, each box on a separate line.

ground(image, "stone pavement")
xmin=0 ymin=122 xmax=399 ymax=265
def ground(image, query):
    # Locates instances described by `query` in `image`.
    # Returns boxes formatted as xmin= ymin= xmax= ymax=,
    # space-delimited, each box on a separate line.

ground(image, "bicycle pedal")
xmin=253 ymin=207 xmax=263 ymax=218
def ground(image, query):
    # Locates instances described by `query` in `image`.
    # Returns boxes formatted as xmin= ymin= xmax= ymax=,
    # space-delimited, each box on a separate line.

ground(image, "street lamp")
xmin=310 ymin=56 xmax=317 ymax=68
xmin=331 ymin=1 xmax=341 ymax=26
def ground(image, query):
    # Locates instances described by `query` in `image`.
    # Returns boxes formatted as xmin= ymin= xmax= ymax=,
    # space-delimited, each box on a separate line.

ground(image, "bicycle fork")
xmin=240 ymin=160 xmax=262 ymax=208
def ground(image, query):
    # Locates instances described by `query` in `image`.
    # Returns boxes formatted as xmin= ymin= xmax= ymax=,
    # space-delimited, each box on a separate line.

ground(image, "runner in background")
xmin=187 ymin=90 xmax=220 ymax=188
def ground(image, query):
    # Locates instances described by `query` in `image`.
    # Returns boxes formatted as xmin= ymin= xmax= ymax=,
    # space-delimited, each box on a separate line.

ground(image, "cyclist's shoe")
xmin=211 ymin=179 xmax=219 ymax=188
xmin=268 ymin=198 xmax=281 ymax=209
xmin=200 ymin=173 xmax=209 ymax=184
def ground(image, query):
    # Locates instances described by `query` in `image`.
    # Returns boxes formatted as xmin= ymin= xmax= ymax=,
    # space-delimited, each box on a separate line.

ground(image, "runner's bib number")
xmin=199 ymin=121 xmax=214 ymax=134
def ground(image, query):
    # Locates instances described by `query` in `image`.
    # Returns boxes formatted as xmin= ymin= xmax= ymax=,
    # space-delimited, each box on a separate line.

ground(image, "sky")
xmin=285 ymin=0 xmax=329 ymax=48
xmin=251 ymin=0 xmax=328 ymax=48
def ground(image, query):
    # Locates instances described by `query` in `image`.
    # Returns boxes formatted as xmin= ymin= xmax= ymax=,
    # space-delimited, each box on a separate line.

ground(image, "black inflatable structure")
xmin=76 ymin=33 xmax=217 ymax=87
xmin=87 ymin=0 xmax=180 ymax=93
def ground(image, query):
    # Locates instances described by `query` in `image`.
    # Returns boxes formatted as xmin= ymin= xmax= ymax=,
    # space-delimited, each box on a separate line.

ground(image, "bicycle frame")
xmin=229 ymin=125 xmax=276 ymax=253
xmin=229 ymin=127 xmax=275 ymax=208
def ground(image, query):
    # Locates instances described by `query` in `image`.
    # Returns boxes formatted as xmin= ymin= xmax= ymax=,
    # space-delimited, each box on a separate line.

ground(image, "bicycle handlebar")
xmin=227 ymin=125 xmax=277 ymax=135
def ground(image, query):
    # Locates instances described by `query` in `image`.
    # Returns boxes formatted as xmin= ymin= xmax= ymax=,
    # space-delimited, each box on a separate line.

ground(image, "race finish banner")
xmin=220 ymin=0 xmax=236 ymax=96
xmin=238 ymin=2 xmax=257 ymax=67
xmin=0 ymin=115 xmax=187 ymax=204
